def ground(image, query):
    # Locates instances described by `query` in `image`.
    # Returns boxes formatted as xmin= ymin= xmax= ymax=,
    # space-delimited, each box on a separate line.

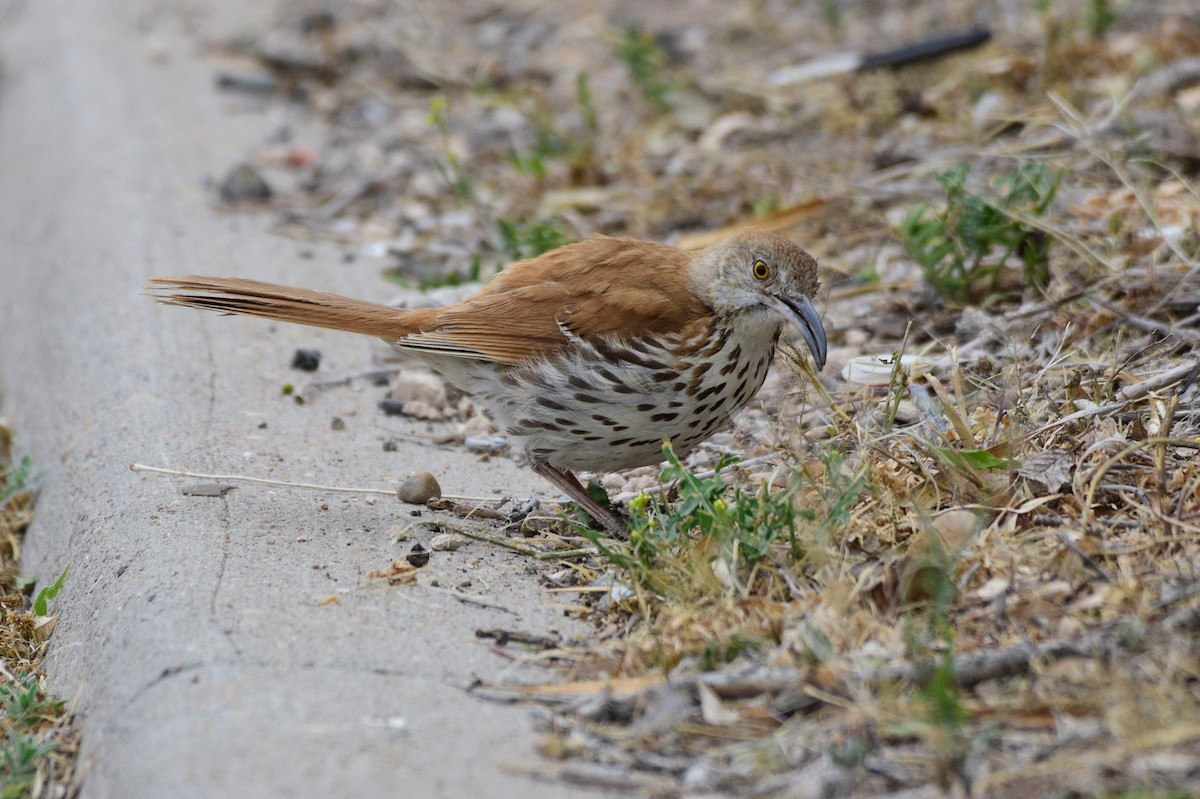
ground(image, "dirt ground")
xmin=4 ymin=0 xmax=1200 ymax=795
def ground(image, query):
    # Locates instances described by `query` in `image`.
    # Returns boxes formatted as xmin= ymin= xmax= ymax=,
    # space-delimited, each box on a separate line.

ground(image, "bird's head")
xmin=691 ymin=229 xmax=827 ymax=371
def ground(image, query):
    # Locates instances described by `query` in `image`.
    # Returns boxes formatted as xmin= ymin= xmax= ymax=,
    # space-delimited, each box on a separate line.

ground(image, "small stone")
xmin=386 ymin=370 xmax=447 ymax=408
xmin=291 ymin=349 xmax=321 ymax=371
xmin=460 ymin=414 xmax=493 ymax=438
xmin=320 ymin=501 xmax=329 ymax=511
xmin=465 ymin=435 xmax=508 ymax=454
xmin=378 ymin=398 xmax=406 ymax=416
xmin=405 ymin=544 xmax=431 ymax=568
xmin=430 ymin=533 xmax=467 ymax=551
xmin=219 ymin=163 xmax=273 ymax=203
xmin=396 ymin=472 xmax=441 ymax=504
xmin=330 ymin=416 xmax=345 ymax=431
xmin=382 ymin=438 xmax=400 ymax=452
xmin=399 ymin=400 xmax=442 ymax=421
xmin=180 ymin=483 xmax=235 ymax=497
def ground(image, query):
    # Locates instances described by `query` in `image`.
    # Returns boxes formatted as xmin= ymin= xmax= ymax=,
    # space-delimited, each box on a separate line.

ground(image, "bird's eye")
xmin=752 ymin=259 xmax=770 ymax=280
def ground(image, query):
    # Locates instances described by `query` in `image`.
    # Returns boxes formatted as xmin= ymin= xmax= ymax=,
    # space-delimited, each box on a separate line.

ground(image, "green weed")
xmin=31 ymin=567 xmax=68 ymax=617
xmin=899 ymin=162 xmax=1061 ymax=305
xmin=497 ymin=218 xmax=570 ymax=261
xmin=509 ymin=71 xmax=601 ymax=183
xmin=0 ymin=672 xmax=61 ymax=799
xmin=615 ymin=27 xmax=672 ymax=112
xmin=0 ymin=456 xmax=32 ymax=505
xmin=427 ymin=97 xmax=475 ymax=200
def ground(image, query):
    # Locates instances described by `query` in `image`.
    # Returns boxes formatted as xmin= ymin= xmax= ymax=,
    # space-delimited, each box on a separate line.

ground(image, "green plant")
xmin=581 ymin=445 xmax=801 ymax=595
xmin=1085 ymin=0 xmax=1118 ymax=37
xmin=818 ymin=0 xmax=842 ymax=31
xmin=1 ymin=729 xmax=56 ymax=799
xmin=427 ymin=97 xmax=475 ymax=200
xmin=31 ymin=567 xmax=68 ymax=617
xmin=899 ymin=162 xmax=1061 ymax=305
xmin=615 ymin=26 xmax=672 ymax=112
xmin=0 ymin=455 xmax=33 ymax=504
xmin=510 ymin=71 xmax=601 ymax=183
xmin=497 ymin=218 xmax=570 ymax=261
xmin=0 ymin=671 xmax=62 ymax=798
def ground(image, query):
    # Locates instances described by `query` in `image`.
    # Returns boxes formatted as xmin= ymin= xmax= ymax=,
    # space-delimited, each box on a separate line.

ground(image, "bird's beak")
xmin=773 ymin=294 xmax=828 ymax=371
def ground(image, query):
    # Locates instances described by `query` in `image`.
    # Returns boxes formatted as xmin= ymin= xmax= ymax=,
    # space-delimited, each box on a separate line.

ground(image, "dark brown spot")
xmin=720 ymin=358 xmax=738 ymax=376
xmin=612 ymin=425 xmax=628 ymax=432
xmin=628 ymin=337 xmax=653 ymax=354
xmin=555 ymin=417 xmax=575 ymax=427
xmin=594 ymin=339 xmax=659 ymax=370
xmin=591 ymin=414 xmax=617 ymax=425
xmin=574 ymin=392 xmax=601 ymax=403
xmin=736 ymin=360 xmax=750 ymax=379
xmin=612 ymin=382 xmax=635 ymax=394
xmin=653 ymin=370 xmax=679 ymax=382
xmin=570 ymin=429 xmax=588 ymax=436
xmin=696 ymin=385 xmax=721 ymax=401
xmin=636 ymin=403 xmax=655 ymax=412
xmin=672 ymin=381 xmax=688 ymax=392
xmin=583 ymin=435 xmax=602 ymax=442
xmin=668 ymin=400 xmax=683 ymax=408
xmin=734 ymin=380 xmax=748 ymax=398
xmin=711 ymin=396 xmax=728 ymax=411
xmin=537 ymin=397 xmax=567 ymax=411
xmin=629 ymin=439 xmax=657 ymax=447
xmin=610 ymin=438 xmax=631 ymax=446
xmin=651 ymin=412 xmax=678 ymax=422
xmin=701 ymin=328 xmax=729 ymax=357
xmin=567 ymin=374 xmax=589 ymax=390
xmin=692 ymin=403 xmax=709 ymax=416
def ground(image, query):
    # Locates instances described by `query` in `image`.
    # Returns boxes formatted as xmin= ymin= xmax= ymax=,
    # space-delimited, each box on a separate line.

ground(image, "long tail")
xmin=147 ymin=276 xmax=438 ymax=340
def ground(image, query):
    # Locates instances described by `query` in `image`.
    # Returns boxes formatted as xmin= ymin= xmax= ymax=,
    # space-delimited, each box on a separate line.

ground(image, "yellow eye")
xmin=752 ymin=259 xmax=770 ymax=280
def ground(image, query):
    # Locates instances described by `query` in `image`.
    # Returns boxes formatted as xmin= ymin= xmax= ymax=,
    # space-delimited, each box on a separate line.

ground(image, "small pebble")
xmin=382 ymin=438 xmax=400 ymax=452
xmin=396 ymin=472 xmax=441 ymax=504
xmin=430 ymin=533 xmax=468 ymax=551
xmin=291 ymin=348 xmax=321 ymax=371
xmin=378 ymin=398 xmax=406 ymax=416
xmin=219 ymin=163 xmax=273 ymax=203
xmin=330 ymin=416 xmax=346 ymax=431
xmin=320 ymin=501 xmax=329 ymax=511
xmin=406 ymin=544 xmax=431 ymax=568
xmin=465 ymin=435 xmax=508 ymax=454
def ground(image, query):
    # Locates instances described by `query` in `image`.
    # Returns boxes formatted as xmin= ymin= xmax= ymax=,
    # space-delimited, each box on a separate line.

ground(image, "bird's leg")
xmin=531 ymin=462 xmax=627 ymax=535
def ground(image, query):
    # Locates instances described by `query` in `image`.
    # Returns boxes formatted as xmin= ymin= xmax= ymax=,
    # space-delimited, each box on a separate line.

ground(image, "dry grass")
xmin=0 ymin=426 xmax=80 ymax=798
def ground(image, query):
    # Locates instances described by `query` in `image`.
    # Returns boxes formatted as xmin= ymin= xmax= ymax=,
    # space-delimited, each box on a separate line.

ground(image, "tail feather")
xmin=147 ymin=276 xmax=436 ymax=340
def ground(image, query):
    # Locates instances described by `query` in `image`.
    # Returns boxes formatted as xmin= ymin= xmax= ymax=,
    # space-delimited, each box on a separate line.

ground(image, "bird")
xmin=148 ymin=228 xmax=827 ymax=533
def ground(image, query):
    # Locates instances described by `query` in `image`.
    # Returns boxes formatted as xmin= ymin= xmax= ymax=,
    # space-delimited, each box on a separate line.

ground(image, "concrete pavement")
xmin=0 ymin=1 xmax=606 ymax=796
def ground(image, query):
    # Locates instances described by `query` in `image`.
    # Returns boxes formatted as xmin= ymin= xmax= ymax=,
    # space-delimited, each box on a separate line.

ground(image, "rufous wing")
xmin=400 ymin=237 xmax=711 ymax=365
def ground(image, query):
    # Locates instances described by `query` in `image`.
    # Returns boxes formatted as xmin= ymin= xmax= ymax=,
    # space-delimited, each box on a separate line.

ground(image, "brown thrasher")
xmin=149 ymin=228 xmax=827 ymax=532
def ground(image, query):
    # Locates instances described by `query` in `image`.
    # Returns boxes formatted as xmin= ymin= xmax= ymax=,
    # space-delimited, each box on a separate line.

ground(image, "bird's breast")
xmin=488 ymin=321 xmax=781 ymax=473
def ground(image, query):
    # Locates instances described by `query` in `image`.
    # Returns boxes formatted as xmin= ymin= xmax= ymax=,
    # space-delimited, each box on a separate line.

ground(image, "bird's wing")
xmin=396 ymin=237 xmax=711 ymax=365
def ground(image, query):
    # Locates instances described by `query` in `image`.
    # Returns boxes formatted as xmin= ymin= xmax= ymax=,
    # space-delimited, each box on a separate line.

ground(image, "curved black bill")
xmin=775 ymin=294 xmax=828 ymax=371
